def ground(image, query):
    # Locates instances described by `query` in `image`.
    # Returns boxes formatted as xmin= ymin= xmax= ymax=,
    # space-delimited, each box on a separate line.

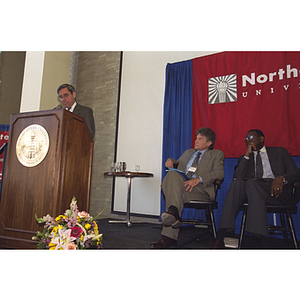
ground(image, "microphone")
xmin=53 ymin=104 xmax=63 ymax=109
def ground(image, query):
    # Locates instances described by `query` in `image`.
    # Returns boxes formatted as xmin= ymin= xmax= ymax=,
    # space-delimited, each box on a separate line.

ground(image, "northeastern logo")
xmin=208 ymin=74 xmax=237 ymax=104
xmin=16 ymin=124 xmax=50 ymax=167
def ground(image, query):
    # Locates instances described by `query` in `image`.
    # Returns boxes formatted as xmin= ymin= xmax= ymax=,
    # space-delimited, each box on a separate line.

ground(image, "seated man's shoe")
xmin=171 ymin=219 xmax=182 ymax=229
xmin=150 ymin=235 xmax=177 ymax=249
xmin=210 ymin=239 xmax=225 ymax=249
xmin=161 ymin=206 xmax=182 ymax=228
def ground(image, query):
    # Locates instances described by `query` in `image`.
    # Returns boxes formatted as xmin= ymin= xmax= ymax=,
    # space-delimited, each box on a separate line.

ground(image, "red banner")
xmin=0 ymin=130 xmax=9 ymax=181
xmin=192 ymin=51 xmax=300 ymax=158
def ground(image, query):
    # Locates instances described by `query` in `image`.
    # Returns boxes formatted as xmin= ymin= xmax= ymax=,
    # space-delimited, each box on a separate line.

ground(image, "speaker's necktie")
xmin=255 ymin=151 xmax=263 ymax=178
xmin=187 ymin=152 xmax=201 ymax=178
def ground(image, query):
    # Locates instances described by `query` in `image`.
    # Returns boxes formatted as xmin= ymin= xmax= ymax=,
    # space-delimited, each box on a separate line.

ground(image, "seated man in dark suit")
xmin=212 ymin=129 xmax=300 ymax=249
xmin=57 ymin=84 xmax=95 ymax=139
xmin=150 ymin=127 xmax=224 ymax=249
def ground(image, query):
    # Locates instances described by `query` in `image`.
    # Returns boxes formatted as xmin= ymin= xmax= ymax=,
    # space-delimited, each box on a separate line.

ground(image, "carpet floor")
xmin=96 ymin=218 xmax=298 ymax=250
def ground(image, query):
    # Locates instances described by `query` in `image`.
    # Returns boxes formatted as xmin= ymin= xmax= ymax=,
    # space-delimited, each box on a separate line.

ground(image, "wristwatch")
xmin=281 ymin=176 xmax=286 ymax=184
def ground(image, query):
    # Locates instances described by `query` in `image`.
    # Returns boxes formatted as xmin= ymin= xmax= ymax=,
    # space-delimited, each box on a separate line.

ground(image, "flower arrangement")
xmin=33 ymin=197 xmax=104 ymax=250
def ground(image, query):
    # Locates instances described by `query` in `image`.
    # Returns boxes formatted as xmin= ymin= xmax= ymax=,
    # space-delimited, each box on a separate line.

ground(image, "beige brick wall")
xmin=69 ymin=51 xmax=121 ymax=218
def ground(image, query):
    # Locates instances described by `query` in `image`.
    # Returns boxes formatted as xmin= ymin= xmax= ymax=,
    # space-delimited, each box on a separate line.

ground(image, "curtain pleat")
xmin=0 ymin=124 xmax=9 ymax=131
xmin=161 ymin=60 xmax=193 ymax=215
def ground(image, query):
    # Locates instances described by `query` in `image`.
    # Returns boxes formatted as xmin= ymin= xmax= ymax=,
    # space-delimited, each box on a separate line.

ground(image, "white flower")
xmin=50 ymin=228 xmax=76 ymax=250
xmin=93 ymin=234 xmax=103 ymax=240
xmin=43 ymin=214 xmax=53 ymax=222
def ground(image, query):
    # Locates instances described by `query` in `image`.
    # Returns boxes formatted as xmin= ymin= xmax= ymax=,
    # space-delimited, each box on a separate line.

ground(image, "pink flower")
xmin=78 ymin=211 xmax=90 ymax=218
xmin=68 ymin=242 xmax=77 ymax=250
xmin=71 ymin=226 xmax=83 ymax=238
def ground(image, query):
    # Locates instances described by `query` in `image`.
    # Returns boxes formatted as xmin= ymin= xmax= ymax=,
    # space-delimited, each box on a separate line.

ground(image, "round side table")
xmin=104 ymin=171 xmax=154 ymax=227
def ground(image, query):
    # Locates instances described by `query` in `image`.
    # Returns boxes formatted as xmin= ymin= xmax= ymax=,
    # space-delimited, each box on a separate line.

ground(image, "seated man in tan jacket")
xmin=150 ymin=127 xmax=224 ymax=249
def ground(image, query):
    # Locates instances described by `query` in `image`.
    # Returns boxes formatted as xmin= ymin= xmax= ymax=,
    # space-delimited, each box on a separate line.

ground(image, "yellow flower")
xmin=51 ymin=224 xmax=63 ymax=237
xmin=85 ymin=223 xmax=91 ymax=230
xmin=55 ymin=215 xmax=64 ymax=222
xmin=49 ymin=241 xmax=57 ymax=250
xmin=51 ymin=226 xmax=58 ymax=234
xmin=93 ymin=222 xmax=99 ymax=234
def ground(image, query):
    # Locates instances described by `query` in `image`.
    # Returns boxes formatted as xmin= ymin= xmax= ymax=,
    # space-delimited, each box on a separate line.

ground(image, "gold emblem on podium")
xmin=16 ymin=124 xmax=50 ymax=167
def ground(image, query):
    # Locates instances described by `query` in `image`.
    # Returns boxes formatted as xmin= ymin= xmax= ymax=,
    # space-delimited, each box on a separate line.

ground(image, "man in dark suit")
xmin=57 ymin=84 xmax=95 ymax=139
xmin=150 ymin=127 xmax=224 ymax=249
xmin=212 ymin=129 xmax=300 ymax=248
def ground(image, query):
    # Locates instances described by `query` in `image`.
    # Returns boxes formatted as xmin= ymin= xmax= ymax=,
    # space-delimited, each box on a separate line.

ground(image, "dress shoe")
xmin=161 ymin=206 xmax=182 ymax=228
xmin=210 ymin=239 xmax=225 ymax=249
xmin=150 ymin=236 xmax=177 ymax=249
xmin=171 ymin=219 xmax=182 ymax=229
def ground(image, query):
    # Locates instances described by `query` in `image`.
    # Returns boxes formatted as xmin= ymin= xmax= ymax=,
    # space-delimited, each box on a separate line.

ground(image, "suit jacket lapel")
xmin=197 ymin=150 xmax=210 ymax=172
xmin=73 ymin=103 xmax=80 ymax=114
xmin=177 ymin=149 xmax=195 ymax=172
xmin=248 ymin=153 xmax=255 ymax=178
xmin=266 ymin=147 xmax=276 ymax=174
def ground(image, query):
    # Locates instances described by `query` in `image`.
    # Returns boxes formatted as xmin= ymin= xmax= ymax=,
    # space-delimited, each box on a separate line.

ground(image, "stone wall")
xmin=69 ymin=51 xmax=121 ymax=218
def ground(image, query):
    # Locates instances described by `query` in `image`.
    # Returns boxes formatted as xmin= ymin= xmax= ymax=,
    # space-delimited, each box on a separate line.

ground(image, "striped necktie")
xmin=187 ymin=152 xmax=201 ymax=178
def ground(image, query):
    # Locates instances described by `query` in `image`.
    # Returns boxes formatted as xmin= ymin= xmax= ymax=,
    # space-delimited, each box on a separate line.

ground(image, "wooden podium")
xmin=0 ymin=109 xmax=94 ymax=249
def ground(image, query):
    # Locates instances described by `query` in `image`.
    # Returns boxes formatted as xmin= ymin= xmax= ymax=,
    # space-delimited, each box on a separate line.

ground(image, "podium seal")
xmin=16 ymin=124 xmax=50 ymax=167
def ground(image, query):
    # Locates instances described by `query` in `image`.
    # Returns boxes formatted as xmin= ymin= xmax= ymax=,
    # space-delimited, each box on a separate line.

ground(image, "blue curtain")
xmin=0 ymin=124 xmax=9 ymax=131
xmin=161 ymin=60 xmax=193 ymax=214
xmin=160 ymin=61 xmax=240 ymax=223
xmin=161 ymin=60 xmax=239 ymax=223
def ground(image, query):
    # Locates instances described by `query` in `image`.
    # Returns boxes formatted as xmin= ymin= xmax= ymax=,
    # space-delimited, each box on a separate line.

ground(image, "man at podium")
xmin=57 ymin=84 xmax=95 ymax=139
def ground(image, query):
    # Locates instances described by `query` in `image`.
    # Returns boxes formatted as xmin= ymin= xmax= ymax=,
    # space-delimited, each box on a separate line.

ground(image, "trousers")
xmin=161 ymin=171 xmax=210 ymax=240
xmin=219 ymin=178 xmax=292 ymax=237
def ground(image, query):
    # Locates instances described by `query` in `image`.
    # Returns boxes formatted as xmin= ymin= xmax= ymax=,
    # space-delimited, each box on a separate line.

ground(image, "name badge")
xmin=188 ymin=166 xmax=197 ymax=173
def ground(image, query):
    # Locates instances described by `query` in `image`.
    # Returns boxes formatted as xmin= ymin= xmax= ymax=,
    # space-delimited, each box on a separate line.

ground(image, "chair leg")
xmin=286 ymin=210 xmax=298 ymax=249
xmin=239 ymin=206 xmax=247 ymax=249
xmin=206 ymin=205 xmax=217 ymax=239
xmin=279 ymin=211 xmax=289 ymax=241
